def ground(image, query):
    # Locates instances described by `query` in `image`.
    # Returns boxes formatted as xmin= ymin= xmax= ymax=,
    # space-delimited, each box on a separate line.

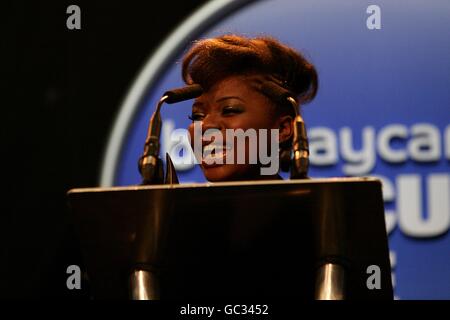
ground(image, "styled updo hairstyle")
xmin=181 ymin=34 xmax=318 ymax=114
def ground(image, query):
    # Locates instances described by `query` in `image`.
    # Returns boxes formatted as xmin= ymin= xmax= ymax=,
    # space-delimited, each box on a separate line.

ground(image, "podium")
xmin=67 ymin=177 xmax=393 ymax=300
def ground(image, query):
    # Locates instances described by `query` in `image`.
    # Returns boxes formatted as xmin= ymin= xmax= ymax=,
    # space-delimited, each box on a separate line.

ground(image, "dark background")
xmin=2 ymin=0 xmax=207 ymax=298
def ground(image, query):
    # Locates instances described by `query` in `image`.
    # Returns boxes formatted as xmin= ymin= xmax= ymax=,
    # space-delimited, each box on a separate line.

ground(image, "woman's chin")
xmin=202 ymin=164 xmax=234 ymax=182
xmin=202 ymin=164 xmax=258 ymax=182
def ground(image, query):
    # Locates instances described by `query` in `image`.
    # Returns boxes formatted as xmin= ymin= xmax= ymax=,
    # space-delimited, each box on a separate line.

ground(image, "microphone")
xmin=260 ymin=81 xmax=310 ymax=179
xmin=260 ymin=81 xmax=293 ymax=105
xmin=163 ymin=84 xmax=203 ymax=104
xmin=139 ymin=84 xmax=203 ymax=185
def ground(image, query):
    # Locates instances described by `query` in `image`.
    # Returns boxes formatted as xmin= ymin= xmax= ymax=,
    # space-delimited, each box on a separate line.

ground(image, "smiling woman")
xmin=182 ymin=34 xmax=318 ymax=182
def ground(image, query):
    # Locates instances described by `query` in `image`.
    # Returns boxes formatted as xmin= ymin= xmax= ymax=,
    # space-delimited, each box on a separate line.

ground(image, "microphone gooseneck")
xmin=139 ymin=95 xmax=167 ymax=185
xmin=260 ymin=80 xmax=310 ymax=179
xmin=139 ymin=84 xmax=203 ymax=185
xmin=287 ymin=97 xmax=309 ymax=179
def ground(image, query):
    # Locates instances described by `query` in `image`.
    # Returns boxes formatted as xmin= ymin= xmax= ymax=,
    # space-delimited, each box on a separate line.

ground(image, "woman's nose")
xmin=201 ymin=112 xmax=224 ymax=133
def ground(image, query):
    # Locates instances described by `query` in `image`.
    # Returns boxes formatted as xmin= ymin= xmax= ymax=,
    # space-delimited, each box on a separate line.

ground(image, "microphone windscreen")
xmin=163 ymin=84 xmax=203 ymax=104
xmin=260 ymin=81 xmax=293 ymax=104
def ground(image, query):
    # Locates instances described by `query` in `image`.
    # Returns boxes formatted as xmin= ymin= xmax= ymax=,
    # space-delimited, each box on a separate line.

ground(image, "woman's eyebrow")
xmin=216 ymin=96 xmax=246 ymax=103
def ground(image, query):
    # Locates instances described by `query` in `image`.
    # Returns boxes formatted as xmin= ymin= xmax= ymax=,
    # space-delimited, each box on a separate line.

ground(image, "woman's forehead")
xmin=194 ymin=74 xmax=269 ymax=103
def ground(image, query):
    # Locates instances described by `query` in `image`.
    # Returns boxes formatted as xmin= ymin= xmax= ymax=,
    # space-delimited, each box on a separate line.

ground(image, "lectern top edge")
xmin=67 ymin=176 xmax=381 ymax=194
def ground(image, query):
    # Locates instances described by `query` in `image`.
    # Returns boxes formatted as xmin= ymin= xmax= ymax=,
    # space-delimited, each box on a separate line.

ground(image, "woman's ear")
xmin=277 ymin=115 xmax=293 ymax=144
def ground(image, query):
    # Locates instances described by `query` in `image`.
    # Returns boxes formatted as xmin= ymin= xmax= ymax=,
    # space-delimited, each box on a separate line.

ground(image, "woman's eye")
xmin=222 ymin=106 xmax=243 ymax=116
xmin=188 ymin=113 xmax=204 ymax=121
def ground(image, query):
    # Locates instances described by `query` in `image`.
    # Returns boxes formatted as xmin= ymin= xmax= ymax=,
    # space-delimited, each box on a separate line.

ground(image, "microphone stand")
xmin=131 ymin=85 xmax=202 ymax=300
xmin=286 ymin=98 xmax=345 ymax=300
xmin=261 ymin=80 xmax=344 ymax=299
xmin=286 ymin=99 xmax=345 ymax=300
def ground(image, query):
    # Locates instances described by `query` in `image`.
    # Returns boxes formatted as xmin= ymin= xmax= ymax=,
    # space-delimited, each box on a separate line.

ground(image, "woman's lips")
xmin=202 ymin=143 xmax=232 ymax=167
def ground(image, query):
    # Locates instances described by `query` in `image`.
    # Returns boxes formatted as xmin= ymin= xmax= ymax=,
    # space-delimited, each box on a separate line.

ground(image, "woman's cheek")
xmin=187 ymin=124 xmax=195 ymax=146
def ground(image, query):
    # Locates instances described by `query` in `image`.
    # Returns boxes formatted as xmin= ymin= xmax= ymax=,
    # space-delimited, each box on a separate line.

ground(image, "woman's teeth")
xmin=203 ymin=143 xmax=231 ymax=162
xmin=203 ymin=144 xmax=231 ymax=153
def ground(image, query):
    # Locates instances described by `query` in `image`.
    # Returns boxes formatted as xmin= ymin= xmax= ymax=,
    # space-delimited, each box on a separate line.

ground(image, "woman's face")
xmin=187 ymin=75 xmax=292 ymax=182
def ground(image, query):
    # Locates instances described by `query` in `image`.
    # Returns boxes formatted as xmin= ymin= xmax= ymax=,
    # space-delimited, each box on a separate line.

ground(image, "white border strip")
xmin=99 ymin=0 xmax=255 ymax=187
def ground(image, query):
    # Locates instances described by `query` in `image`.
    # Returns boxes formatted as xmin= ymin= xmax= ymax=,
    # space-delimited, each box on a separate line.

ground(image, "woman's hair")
xmin=181 ymin=34 xmax=318 ymax=106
